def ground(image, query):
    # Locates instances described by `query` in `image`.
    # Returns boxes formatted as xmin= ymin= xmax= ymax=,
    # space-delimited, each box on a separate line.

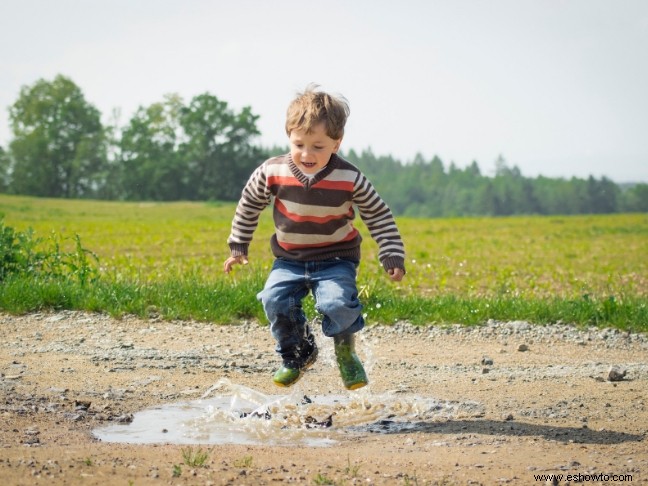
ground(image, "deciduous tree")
xmin=118 ymin=94 xmax=185 ymax=200
xmin=8 ymin=75 xmax=106 ymax=197
xmin=179 ymin=93 xmax=262 ymax=200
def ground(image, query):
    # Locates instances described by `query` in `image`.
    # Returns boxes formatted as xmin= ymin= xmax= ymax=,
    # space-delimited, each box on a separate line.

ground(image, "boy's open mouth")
xmin=302 ymin=162 xmax=317 ymax=168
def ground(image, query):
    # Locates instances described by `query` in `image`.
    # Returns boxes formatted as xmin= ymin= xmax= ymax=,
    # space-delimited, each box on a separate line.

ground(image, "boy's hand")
xmin=224 ymin=255 xmax=249 ymax=274
xmin=387 ymin=267 xmax=405 ymax=282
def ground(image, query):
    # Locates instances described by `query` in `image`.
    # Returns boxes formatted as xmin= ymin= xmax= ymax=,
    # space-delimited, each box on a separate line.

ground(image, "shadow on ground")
xmin=353 ymin=419 xmax=645 ymax=445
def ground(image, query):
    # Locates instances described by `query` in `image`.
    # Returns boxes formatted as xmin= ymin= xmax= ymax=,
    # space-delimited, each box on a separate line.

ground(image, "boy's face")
xmin=289 ymin=123 xmax=342 ymax=174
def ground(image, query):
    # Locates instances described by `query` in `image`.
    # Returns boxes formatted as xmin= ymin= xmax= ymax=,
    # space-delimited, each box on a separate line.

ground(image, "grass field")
xmin=1 ymin=194 xmax=646 ymax=330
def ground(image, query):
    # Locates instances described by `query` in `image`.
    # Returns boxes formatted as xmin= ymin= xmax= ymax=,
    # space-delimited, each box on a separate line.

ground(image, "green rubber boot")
xmin=272 ymin=341 xmax=318 ymax=387
xmin=272 ymin=365 xmax=302 ymax=387
xmin=334 ymin=333 xmax=368 ymax=390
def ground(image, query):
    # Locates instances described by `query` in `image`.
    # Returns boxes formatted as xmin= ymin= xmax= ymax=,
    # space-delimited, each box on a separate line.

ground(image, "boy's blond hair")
xmin=285 ymin=84 xmax=350 ymax=140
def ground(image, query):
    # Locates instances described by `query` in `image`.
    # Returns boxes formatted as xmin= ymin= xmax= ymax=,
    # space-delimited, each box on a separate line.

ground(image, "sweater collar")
xmin=288 ymin=153 xmax=339 ymax=187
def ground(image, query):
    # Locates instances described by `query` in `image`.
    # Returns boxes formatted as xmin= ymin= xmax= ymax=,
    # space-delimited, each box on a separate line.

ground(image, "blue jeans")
xmin=257 ymin=258 xmax=365 ymax=360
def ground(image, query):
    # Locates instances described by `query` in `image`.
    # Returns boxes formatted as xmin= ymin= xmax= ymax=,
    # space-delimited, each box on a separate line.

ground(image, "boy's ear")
xmin=333 ymin=137 xmax=343 ymax=153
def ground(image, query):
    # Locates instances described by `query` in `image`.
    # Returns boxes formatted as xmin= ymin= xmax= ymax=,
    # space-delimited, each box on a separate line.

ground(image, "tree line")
xmin=1 ymin=74 xmax=646 ymax=216
xmin=345 ymin=151 xmax=648 ymax=216
xmin=0 ymin=75 xmax=263 ymax=202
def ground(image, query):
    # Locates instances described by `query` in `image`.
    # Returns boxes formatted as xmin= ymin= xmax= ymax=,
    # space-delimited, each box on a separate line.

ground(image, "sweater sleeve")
xmin=227 ymin=163 xmax=272 ymax=256
xmin=352 ymin=172 xmax=406 ymax=273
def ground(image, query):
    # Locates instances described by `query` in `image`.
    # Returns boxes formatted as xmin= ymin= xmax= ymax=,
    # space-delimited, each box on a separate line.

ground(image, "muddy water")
xmin=93 ymin=378 xmax=484 ymax=446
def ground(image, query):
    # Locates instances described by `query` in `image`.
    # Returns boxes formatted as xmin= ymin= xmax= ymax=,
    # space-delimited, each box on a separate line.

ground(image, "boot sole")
xmin=344 ymin=380 xmax=368 ymax=390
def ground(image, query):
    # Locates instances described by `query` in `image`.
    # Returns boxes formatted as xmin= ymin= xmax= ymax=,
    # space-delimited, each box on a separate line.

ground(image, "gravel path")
xmin=1 ymin=311 xmax=647 ymax=485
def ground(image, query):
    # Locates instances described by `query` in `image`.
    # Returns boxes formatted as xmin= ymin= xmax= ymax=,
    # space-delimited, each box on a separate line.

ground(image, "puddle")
xmin=93 ymin=379 xmax=484 ymax=447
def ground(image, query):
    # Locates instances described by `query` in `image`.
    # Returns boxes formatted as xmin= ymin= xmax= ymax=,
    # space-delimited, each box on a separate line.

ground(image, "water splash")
xmin=93 ymin=378 xmax=484 ymax=447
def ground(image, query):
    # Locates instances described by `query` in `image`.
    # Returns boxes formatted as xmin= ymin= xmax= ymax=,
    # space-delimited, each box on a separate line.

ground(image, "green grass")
xmin=0 ymin=194 xmax=646 ymax=331
xmin=233 ymin=455 xmax=254 ymax=468
xmin=312 ymin=473 xmax=336 ymax=485
xmin=181 ymin=446 xmax=209 ymax=467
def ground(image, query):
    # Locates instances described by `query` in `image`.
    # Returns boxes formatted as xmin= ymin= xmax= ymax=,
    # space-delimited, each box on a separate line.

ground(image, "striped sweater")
xmin=227 ymin=153 xmax=406 ymax=272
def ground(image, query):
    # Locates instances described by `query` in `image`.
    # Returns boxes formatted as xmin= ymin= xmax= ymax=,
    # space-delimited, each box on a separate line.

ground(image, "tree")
xmin=474 ymin=180 xmax=498 ymax=215
xmin=93 ymin=108 xmax=124 ymax=200
xmin=585 ymin=176 xmax=619 ymax=213
xmin=621 ymin=183 xmax=648 ymax=212
xmin=467 ymin=160 xmax=481 ymax=177
xmin=0 ymin=146 xmax=9 ymax=192
xmin=8 ymin=75 xmax=106 ymax=198
xmin=118 ymin=94 xmax=186 ymax=200
xmin=179 ymin=93 xmax=262 ymax=200
xmin=116 ymin=92 xmax=262 ymax=201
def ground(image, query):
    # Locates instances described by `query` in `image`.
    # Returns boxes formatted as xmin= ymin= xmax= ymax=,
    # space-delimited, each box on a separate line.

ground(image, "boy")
xmin=224 ymin=85 xmax=405 ymax=390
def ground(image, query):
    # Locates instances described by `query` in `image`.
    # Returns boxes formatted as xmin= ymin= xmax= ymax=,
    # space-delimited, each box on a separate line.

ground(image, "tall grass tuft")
xmin=1 ymin=217 xmax=99 ymax=285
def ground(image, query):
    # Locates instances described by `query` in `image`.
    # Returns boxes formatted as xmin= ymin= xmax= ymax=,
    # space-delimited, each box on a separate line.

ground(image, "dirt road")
xmin=1 ymin=311 xmax=646 ymax=485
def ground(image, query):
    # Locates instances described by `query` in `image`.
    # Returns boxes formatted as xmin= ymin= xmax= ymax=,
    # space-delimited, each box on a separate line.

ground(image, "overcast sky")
xmin=1 ymin=0 xmax=647 ymax=182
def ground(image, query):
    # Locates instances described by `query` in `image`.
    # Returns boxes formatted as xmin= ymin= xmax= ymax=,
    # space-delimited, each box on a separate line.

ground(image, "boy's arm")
xmin=225 ymin=164 xmax=271 ymax=270
xmin=352 ymin=173 xmax=406 ymax=276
